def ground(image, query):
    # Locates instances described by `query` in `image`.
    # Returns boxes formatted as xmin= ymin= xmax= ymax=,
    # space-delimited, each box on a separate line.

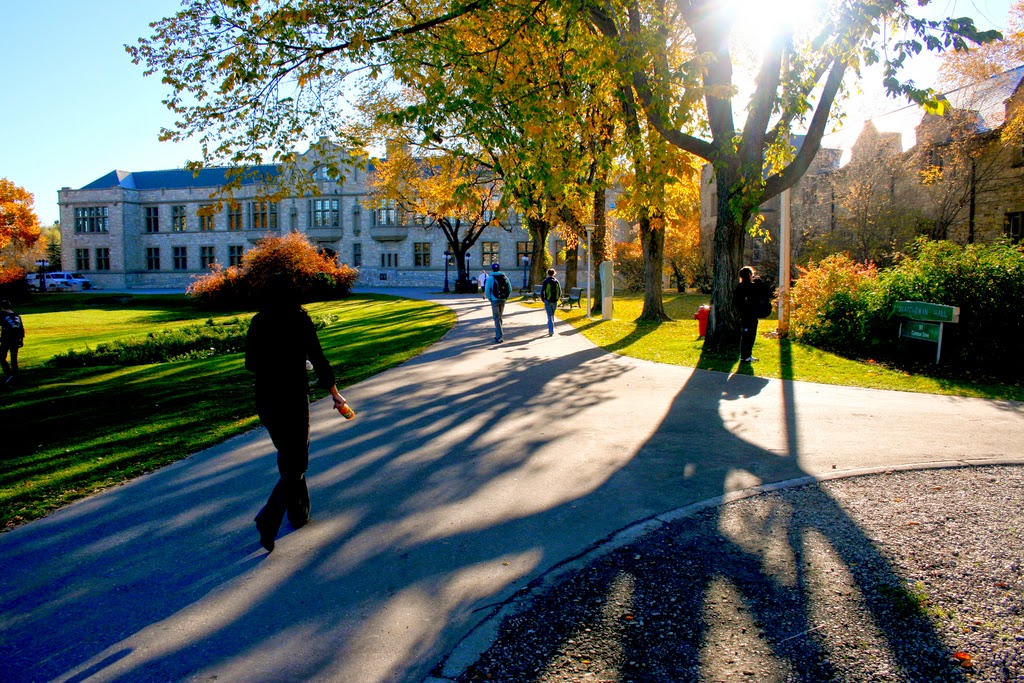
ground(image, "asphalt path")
xmin=1 ymin=289 xmax=1021 ymax=683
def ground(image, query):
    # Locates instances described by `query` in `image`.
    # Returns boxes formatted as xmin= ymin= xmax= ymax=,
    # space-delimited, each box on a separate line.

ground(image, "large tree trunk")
xmin=638 ymin=213 xmax=669 ymax=321
xmin=527 ymin=217 xmax=551 ymax=288
xmin=704 ymin=167 xmax=749 ymax=354
xmin=565 ymin=247 xmax=578 ymax=289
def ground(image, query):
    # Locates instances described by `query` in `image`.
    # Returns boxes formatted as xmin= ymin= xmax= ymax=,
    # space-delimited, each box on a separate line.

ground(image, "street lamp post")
xmin=585 ymin=225 xmax=594 ymax=319
xmin=35 ymin=259 xmax=49 ymax=292
xmin=443 ymin=250 xmax=452 ymax=293
xmin=521 ymin=255 xmax=530 ymax=289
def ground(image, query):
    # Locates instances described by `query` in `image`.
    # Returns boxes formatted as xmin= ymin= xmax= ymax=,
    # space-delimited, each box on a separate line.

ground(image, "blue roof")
xmin=80 ymin=165 xmax=280 ymax=191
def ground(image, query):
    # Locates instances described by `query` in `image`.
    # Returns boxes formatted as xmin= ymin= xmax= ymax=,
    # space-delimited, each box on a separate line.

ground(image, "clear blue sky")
xmin=0 ymin=0 xmax=1013 ymax=226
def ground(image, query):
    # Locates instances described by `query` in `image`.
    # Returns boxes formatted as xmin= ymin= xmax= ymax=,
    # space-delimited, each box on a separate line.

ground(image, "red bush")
xmin=187 ymin=233 xmax=358 ymax=308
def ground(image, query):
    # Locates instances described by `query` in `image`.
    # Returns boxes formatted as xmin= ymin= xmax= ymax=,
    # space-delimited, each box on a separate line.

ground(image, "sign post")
xmin=893 ymin=301 xmax=960 ymax=364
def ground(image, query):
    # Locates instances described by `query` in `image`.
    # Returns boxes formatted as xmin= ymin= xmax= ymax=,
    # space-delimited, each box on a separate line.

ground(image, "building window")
xmin=146 ymin=247 xmax=161 ymax=271
xmin=228 ymin=203 xmax=243 ymax=231
xmin=95 ymin=248 xmax=110 ymax=271
xmin=199 ymin=206 xmax=216 ymax=231
xmin=375 ymin=200 xmax=396 ymax=226
xmin=249 ymin=201 xmax=278 ymax=231
xmin=516 ymin=241 xmax=533 ymax=267
xmin=145 ymin=206 xmax=160 ymax=233
xmin=173 ymin=246 xmax=188 ymax=270
xmin=1007 ymin=211 xmax=1024 ymax=244
xmin=200 ymin=246 xmax=216 ymax=269
xmin=171 ymin=205 xmax=187 ymax=232
xmin=75 ymin=249 xmax=90 ymax=271
xmin=74 ymin=206 xmax=108 ymax=233
xmin=312 ymin=199 xmax=340 ymax=228
xmin=352 ymin=243 xmax=362 ymax=267
xmin=381 ymin=253 xmax=398 ymax=267
xmin=413 ymin=242 xmax=431 ymax=267
xmin=481 ymin=241 xmax=499 ymax=267
xmin=553 ymin=239 xmax=567 ymax=265
xmin=228 ymin=245 xmax=244 ymax=266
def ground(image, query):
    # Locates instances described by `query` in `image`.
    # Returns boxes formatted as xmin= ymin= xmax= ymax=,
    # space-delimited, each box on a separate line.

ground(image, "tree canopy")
xmin=130 ymin=0 xmax=999 ymax=351
xmin=0 ymin=178 xmax=42 ymax=269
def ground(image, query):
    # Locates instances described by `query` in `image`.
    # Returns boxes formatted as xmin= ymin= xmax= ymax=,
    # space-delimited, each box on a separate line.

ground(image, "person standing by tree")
xmin=540 ymin=268 xmax=562 ymax=337
xmin=245 ymin=274 xmax=349 ymax=552
xmin=734 ymin=267 xmax=760 ymax=363
xmin=484 ymin=262 xmax=510 ymax=343
xmin=0 ymin=300 xmax=25 ymax=386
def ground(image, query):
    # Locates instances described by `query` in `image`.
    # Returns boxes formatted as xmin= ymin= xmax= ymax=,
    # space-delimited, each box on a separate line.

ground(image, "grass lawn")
xmin=537 ymin=291 xmax=1024 ymax=402
xmin=0 ymin=293 xmax=456 ymax=529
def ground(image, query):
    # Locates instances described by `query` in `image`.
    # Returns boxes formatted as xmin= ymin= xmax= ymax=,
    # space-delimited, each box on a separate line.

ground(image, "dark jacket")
xmin=245 ymin=305 xmax=334 ymax=396
xmin=734 ymin=280 xmax=759 ymax=323
xmin=0 ymin=311 xmax=24 ymax=347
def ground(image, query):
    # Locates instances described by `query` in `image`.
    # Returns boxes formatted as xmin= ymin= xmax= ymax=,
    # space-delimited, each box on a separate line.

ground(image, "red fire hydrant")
xmin=694 ymin=304 xmax=711 ymax=338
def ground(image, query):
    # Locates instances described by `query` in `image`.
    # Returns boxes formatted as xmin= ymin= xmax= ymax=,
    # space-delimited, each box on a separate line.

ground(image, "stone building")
xmin=58 ymin=143 xmax=564 ymax=291
xmin=700 ymin=65 xmax=1024 ymax=281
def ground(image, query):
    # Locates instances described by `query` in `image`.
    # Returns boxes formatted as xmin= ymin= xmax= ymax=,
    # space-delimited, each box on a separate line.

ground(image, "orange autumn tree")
xmin=187 ymin=232 xmax=358 ymax=308
xmin=0 ymin=178 xmax=42 ymax=280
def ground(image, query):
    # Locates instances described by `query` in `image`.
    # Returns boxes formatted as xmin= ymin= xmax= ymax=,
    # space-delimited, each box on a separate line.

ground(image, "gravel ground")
xmin=454 ymin=465 xmax=1024 ymax=683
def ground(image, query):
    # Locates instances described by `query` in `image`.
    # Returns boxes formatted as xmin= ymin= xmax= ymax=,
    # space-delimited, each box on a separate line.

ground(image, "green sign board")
xmin=893 ymin=300 xmax=960 ymax=323
xmin=900 ymin=320 xmax=942 ymax=343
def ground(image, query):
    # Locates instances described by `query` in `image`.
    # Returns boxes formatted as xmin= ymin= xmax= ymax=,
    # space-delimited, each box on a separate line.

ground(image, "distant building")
xmin=58 ymin=143 xmax=574 ymax=290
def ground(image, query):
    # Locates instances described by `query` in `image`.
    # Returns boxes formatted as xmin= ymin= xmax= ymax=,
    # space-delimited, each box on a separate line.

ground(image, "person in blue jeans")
xmin=483 ymin=262 xmax=509 ymax=343
xmin=540 ymin=268 xmax=561 ymax=336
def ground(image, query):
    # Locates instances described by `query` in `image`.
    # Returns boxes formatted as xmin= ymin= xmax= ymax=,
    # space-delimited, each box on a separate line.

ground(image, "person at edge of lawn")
xmin=540 ymin=268 xmax=562 ymax=337
xmin=245 ymin=273 xmax=349 ymax=552
xmin=0 ymin=299 xmax=25 ymax=387
xmin=478 ymin=269 xmax=488 ymax=298
xmin=734 ymin=266 xmax=760 ymax=363
xmin=484 ymin=262 xmax=510 ymax=343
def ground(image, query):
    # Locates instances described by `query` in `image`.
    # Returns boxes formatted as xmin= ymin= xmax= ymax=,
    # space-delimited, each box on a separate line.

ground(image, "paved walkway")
xmin=1 ymin=290 xmax=1021 ymax=683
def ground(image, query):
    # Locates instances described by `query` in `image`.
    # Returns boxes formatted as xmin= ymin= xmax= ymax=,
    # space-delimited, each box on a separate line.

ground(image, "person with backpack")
xmin=0 ymin=300 xmax=25 ymax=386
xmin=540 ymin=268 xmax=562 ymax=336
xmin=734 ymin=266 xmax=769 ymax=363
xmin=484 ymin=262 xmax=511 ymax=343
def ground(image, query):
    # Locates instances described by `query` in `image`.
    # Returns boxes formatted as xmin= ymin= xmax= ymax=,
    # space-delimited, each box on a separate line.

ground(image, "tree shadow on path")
xmin=458 ymin=344 xmax=970 ymax=682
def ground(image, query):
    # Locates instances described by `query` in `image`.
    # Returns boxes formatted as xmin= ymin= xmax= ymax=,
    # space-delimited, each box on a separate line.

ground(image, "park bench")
xmin=531 ymin=284 xmax=543 ymax=301
xmin=560 ymin=287 xmax=583 ymax=309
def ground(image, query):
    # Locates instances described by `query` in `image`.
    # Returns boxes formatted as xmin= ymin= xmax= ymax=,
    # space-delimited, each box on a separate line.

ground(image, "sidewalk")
xmin=0 ymin=289 xmax=1021 ymax=683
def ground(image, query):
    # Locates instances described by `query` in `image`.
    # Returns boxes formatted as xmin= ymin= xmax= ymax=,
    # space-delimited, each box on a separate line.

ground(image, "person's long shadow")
xmin=462 ymin=342 xmax=969 ymax=682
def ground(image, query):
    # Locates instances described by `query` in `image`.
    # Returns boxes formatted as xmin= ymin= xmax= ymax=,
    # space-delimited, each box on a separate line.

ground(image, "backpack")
xmin=542 ymin=278 xmax=561 ymax=303
xmin=1 ymin=312 xmax=23 ymax=341
xmin=753 ymin=279 xmax=773 ymax=319
xmin=492 ymin=273 xmax=511 ymax=300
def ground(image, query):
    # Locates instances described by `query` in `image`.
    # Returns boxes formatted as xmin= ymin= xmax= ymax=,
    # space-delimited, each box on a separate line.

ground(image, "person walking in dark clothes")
xmin=540 ymin=268 xmax=561 ymax=336
xmin=245 ymin=275 xmax=348 ymax=552
xmin=0 ymin=300 xmax=25 ymax=386
xmin=734 ymin=266 xmax=759 ymax=363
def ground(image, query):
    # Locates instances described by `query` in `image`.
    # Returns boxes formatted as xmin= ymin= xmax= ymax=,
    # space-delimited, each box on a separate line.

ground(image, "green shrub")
xmin=791 ymin=241 xmax=1024 ymax=374
xmin=51 ymin=319 xmax=251 ymax=367
xmin=876 ymin=240 xmax=1024 ymax=370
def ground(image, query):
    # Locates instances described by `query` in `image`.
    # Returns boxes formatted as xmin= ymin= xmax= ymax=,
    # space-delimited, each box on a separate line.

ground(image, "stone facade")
xmin=58 ymin=144 xmax=566 ymax=291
